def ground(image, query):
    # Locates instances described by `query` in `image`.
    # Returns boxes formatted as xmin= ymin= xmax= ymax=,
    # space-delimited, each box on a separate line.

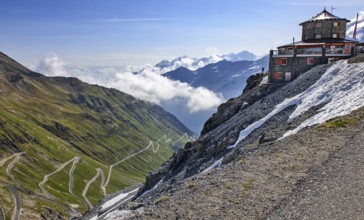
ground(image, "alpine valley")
xmin=0 ymin=52 xmax=193 ymax=219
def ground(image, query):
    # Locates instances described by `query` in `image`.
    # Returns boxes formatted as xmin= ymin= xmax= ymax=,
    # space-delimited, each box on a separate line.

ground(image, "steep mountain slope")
xmin=100 ymin=56 xmax=364 ymax=219
xmin=0 ymin=52 xmax=193 ymax=219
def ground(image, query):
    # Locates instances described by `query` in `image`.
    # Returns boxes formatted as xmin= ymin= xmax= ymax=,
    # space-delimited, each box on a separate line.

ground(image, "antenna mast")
xmin=331 ymin=5 xmax=336 ymax=13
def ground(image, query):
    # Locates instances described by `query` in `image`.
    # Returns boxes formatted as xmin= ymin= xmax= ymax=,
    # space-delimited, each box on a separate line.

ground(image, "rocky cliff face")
xmin=97 ymin=56 xmax=364 ymax=220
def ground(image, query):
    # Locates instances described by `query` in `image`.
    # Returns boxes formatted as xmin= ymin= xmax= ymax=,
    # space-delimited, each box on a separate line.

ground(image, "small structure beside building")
xmin=269 ymin=9 xmax=358 ymax=83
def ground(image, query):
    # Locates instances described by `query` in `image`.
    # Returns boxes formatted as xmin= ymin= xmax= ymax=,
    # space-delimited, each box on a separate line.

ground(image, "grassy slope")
xmin=0 ymin=52 xmax=193 ymax=218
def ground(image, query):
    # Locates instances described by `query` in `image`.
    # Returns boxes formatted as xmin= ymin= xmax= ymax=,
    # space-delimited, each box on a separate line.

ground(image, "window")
xmin=333 ymin=21 xmax=339 ymax=27
xmin=316 ymin=22 xmax=322 ymax=28
xmin=306 ymin=57 xmax=315 ymax=65
xmin=281 ymin=58 xmax=287 ymax=65
xmin=333 ymin=33 xmax=339 ymax=38
xmin=274 ymin=72 xmax=283 ymax=80
xmin=282 ymin=58 xmax=287 ymax=65
xmin=277 ymin=58 xmax=288 ymax=65
xmin=315 ymin=34 xmax=322 ymax=39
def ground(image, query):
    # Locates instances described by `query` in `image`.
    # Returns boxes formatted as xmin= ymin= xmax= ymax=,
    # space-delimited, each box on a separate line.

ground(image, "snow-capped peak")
xmin=154 ymin=50 xmax=259 ymax=74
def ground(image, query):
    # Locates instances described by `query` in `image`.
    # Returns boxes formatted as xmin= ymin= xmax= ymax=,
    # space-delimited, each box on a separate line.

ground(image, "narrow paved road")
xmin=82 ymin=168 xmax=103 ymax=209
xmin=39 ymin=156 xmax=79 ymax=198
xmin=103 ymin=133 xmax=193 ymax=190
xmin=68 ymin=157 xmax=85 ymax=206
xmin=0 ymin=154 xmax=15 ymax=167
xmin=5 ymin=153 xmax=24 ymax=186
xmin=0 ymin=206 xmax=4 ymax=220
xmin=8 ymin=186 xmax=21 ymax=220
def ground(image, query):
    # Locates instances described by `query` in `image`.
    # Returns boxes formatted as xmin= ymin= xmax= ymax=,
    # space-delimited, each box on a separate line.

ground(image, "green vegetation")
xmin=155 ymin=196 xmax=171 ymax=205
xmin=321 ymin=118 xmax=358 ymax=129
xmin=0 ymin=52 xmax=193 ymax=217
xmin=242 ymin=178 xmax=256 ymax=198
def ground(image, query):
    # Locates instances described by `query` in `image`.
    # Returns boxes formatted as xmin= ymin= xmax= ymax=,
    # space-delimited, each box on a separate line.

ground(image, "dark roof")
xmin=299 ymin=9 xmax=350 ymax=25
xmin=278 ymin=38 xmax=357 ymax=48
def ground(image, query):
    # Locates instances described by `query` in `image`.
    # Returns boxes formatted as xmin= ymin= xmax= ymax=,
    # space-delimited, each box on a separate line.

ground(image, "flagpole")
xmin=353 ymin=13 xmax=359 ymax=41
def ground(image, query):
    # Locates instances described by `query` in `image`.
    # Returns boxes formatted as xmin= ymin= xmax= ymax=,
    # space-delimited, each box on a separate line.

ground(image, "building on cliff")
xmin=269 ymin=9 xmax=359 ymax=83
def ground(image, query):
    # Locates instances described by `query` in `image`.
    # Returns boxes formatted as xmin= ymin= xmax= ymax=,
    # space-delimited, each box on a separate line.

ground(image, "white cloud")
xmin=36 ymin=52 xmax=69 ymax=77
xmin=35 ymin=53 xmax=225 ymax=113
xmin=206 ymin=47 xmax=219 ymax=55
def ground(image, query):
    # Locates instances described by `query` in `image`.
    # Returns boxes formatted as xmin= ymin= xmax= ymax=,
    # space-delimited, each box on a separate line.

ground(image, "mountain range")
xmin=154 ymin=50 xmax=258 ymax=74
xmin=161 ymin=56 xmax=269 ymax=133
xmin=0 ymin=52 xmax=193 ymax=219
xmin=164 ymin=56 xmax=268 ymax=98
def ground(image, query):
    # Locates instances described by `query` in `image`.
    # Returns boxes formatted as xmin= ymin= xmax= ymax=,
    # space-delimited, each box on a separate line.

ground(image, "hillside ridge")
xmin=0 ymin=51 xmax=193 ymax=219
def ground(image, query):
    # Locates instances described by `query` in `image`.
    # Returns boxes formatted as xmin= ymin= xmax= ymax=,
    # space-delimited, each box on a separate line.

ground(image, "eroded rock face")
xmin=40 ymin=208 xmax=65 ymax=220
xmin=201 ymin=73 xmax=281 ymax=136
xmin=101 ymin=61 xmax=364 ymax=220
xmin=139 ymin=64 xmax=329 ymax=199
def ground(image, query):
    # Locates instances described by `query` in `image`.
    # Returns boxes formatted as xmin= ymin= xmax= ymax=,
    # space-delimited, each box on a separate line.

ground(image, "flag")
xmin=353 ymin=13 xmax=359 ymax=41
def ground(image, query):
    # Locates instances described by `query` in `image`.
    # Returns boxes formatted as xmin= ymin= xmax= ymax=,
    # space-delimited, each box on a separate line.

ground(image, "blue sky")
xmin=0 ymin=0 xmax=363 ymax=67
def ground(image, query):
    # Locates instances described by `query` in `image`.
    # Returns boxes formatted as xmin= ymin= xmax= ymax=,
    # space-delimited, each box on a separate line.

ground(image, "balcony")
xmin=325 ymin=47 xmax=352 ymax=57
xmin=272 ymin=49 xmax=294 ymax=58
xmin=296 ymin=48 xmax=322 ymax=57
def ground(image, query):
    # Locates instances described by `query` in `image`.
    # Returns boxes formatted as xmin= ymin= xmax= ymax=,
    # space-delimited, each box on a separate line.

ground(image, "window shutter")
xmin=278 ymin=58 xmax=282 ymax=65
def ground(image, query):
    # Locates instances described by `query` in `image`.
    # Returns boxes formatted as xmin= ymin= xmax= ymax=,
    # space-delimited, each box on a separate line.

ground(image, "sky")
xmin=1 ymin=0 xmax=363 ymax=68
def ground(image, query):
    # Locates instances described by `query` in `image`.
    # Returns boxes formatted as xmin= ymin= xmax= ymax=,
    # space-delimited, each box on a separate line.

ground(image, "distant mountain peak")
xmin=154 ymin=50 xmax=260 ymax=74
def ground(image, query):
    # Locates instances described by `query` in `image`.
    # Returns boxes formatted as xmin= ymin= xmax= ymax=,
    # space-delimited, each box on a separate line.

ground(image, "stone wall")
xmin=302 ymin=20 xmax=347 ymax=40
xmin=269 ymin=49 xmax=328 ymax=83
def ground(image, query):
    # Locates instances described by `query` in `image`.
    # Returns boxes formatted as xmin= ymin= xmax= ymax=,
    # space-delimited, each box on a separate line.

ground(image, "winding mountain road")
xmin=0 ymin=154 xmax=16 ymax=167
xmin=0 ymin=205 xmax=4 ymax=220
xmin=6 ymin=153 xmax=25 ymax=186
xmin=8 ymin=186 xmax=21 ymax=220
xmin=0 ymin=133 xmax=193 ymax=218
xmin=0 ymin=153 xmax=24 ymax=220
xmin=82 ymin=168 xmax=105 ymax=209
xmin=68 ymin=157 xmax=84 ymax=204
xmin=103 ymin=134 xmax=193 ymax=191
xmin=39 ymin=156 xmax=80 ymax=198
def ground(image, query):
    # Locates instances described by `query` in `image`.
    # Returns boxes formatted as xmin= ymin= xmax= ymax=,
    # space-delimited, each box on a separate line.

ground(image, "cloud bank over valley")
xmin=35 ymin=53 xmax=225 ymax=124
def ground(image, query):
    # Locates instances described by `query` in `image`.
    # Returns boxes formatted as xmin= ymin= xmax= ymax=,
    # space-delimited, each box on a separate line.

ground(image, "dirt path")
xmin=268 ymin=126 xmax=364 ymax=219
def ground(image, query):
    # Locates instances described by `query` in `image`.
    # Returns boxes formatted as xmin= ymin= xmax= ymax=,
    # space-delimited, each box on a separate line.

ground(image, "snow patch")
xmin=100 ymin=188 xmax=139 ymax=212
xmin=228 ymin=98 xmax=300 ymax=149
xmin=226 ymin=60 xmax=364 ymax=148
xmin=259 ymin=75 xmax=268 ymax=86
xmin=282 ymin=60 xmax=364 ymax=138
xmin=202 ymin=157 xmax=223 ymax=173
